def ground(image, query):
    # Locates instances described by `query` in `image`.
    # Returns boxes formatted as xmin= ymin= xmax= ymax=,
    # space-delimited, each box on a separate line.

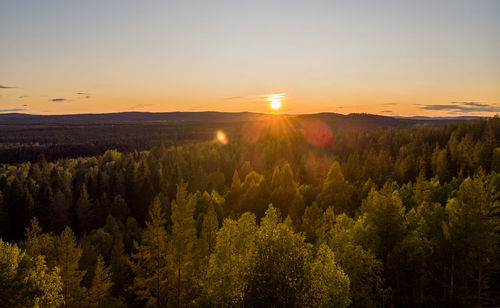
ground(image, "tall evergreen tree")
xmin=359 ymin=186 xmax=406 ymax=263
xmin=52 ymin=226 xmax=87 ymax=307
xmin=200 ymin=203 xmax=219 ymax=258
xmin=443 ymin=175 xmax=498 ymax=306
xmin=270 ymin=162 xmax=304 ymax=222
xmin=167 ymin=182 xmax=198 ymax=307
xmin=89 ymin=255 xmax=114 ymax=308
xmin=25 ymin=217 xmax=53 ymax=258
xmin=130 ymin=197 xmax=169 ymax=307
xmin=316 ymin=161 xmax=353 ymax=214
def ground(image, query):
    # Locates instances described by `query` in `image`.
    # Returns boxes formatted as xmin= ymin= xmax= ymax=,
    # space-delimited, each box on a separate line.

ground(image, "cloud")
xmin=223 ymin=93 xmax=286 ymax=101
xmin=381 ymin=103 xmax=397 ymax=106
xmin=0 ymin=108 xmax=26 ymax=112
xmin=74 ymin=92 xmax=91 ymax=99
xmin=380 ymin=110 xmax=393 ymax=114
xmin=49 ymin=98 xmax=68 ymax=102
xmin=224 ymin=96 xmax=245 ymax=100
xmin=21 ymin=104 xmax=28 ymax=107
xmin=420 ymin=102 xmax=500 ymax=114
xmin=128 ymin=104 xmax=155 ymax=110
xmin=0 ymin=85 xmax=16 ymax=89
xmin=461 ymin=102 xmax=489 ymax=107
xmin=19 ymin=95 xmax=29 ymax=99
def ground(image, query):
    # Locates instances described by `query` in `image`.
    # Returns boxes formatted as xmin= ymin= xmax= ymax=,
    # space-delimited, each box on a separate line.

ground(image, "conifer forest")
xmin=0 ymin=115 xmax=499 ymax=307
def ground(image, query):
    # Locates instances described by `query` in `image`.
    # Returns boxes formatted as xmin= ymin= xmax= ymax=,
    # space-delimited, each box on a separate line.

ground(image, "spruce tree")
xmin=52 ymin=226 xmax=87 ymax=307
xmin=25 ymin=217 xmax=53 ymax=258
xmin=89 ymin=255 xmax=114 ymax=308
xmin=167 ymin=182 xmax=197 ymax=307
xmin=200 ymin=203 xmax=219 ymax=257
xmin=130 ymin=196 xmax=169 ymax=307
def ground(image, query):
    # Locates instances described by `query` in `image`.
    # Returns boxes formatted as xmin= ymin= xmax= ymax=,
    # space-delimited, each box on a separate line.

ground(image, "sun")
xmin=269 ymin=95 xmax=282 ymax=111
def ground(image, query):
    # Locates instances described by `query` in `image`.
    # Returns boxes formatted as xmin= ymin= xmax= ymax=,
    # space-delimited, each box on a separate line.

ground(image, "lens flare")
xmin=298 ymin=118 xmax=333 ymax=147
xmin=216 ymin=130 xmax=228 ymax=144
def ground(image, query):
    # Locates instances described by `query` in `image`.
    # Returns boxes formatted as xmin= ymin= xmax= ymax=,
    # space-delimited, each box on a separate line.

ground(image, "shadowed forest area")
xmin=0 ymin=114 xmax=499 ymax=307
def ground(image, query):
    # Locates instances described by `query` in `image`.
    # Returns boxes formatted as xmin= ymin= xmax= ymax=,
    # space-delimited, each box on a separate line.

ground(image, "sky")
xmin=1 ymin=0 xmax=499 ymax=116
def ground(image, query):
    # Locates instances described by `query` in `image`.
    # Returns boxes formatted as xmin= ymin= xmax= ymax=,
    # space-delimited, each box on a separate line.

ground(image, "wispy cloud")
xmin=420 ymin=102 xmax=500 ymax=114
xmin=460 ymin=102 xmax=489 ymax=107
xmin=128 ymin=103 xmax=155 ymax=110
xmin=223 ymin=93 xmax=286 ymax=102
xmin=224 ymin=96 xmax=244 ymax=100
xmin=0 ymin=85 xmax=16 ymax=89
xmin=49 ymin=98 xmax=69 ymax=102
xmin=380 ymin=110 xmax=393 ymax=114
xmin=75 ymin=93 xmax=91 ymax=99
xmin=0 ymin=108 xmax=26 ymax=112
xmin=19 ymin=95 xmax=29 ymax=99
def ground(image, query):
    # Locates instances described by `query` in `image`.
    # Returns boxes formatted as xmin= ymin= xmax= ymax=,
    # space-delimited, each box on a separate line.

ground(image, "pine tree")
xmin=270 ymin=162 xmax=304 ymax=223
xmin=492 ymin=147 xmax=500 ymax=172
xmin=110 ymin=195 xmax=129 ymax=223
xmin=25 ymin=217 xmax=53 ymax=258
xmin=89 ymin=255 xmax=114 ymax=308
xmin=360 ymin=186 xmax=406 ymax=262
xmin=0 ymin=192 xmax=7 ymax=238
xmin=301 ymin=202 xmax=324 ymax=243
xmin=432 ymin=147 xmax=450 ymax=182
xmin=76 ymin=185 xmax=94 ymax=235
xmin=52 ymin=226 xmax=87 ymax=307
xmin=167 ymin=182 xmax=197 ymax=307
xmin=317 ymin=161 xmax=352 ymax=214
xmin=200 ymin=203 xmax=219 ymax=258
xmin=443 ymin=175 xmax=497 ymax=306
xmin=130 ymin=197 xmax=169 ymax=307
xmin=110 ymin=233 xmax=130 ymax=296
xmin=224 ymin=170 xmax=242 ymax=216
xmin=0 ymin=239 xmax=65 ymax=307
xmin=50 ymin=189 xmax=70 ymax=234
xmin=105 ymin=217 xmax=130 ymax=296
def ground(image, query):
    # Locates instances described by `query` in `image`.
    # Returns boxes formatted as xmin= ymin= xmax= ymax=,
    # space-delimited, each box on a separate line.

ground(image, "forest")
xmin=0 ymin=112 xmax=463 ymax=164
xmin=0 ymin=115 xmax=499 ymax=307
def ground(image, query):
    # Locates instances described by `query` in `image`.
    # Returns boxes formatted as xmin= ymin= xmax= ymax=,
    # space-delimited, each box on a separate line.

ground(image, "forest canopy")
xmin=0 ymin=115 xmax=499 ymax=307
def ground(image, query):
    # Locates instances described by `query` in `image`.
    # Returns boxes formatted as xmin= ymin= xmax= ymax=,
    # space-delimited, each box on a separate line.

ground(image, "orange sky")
xmin=1 ymin=1 xmax=499 ymax=116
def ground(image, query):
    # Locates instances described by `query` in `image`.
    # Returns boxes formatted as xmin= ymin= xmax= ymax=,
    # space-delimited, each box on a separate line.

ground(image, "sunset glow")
xmin=0 ymin=1 xmax=499 ymax=116
xmin=269 ymin=95 xmax=282 ymax=111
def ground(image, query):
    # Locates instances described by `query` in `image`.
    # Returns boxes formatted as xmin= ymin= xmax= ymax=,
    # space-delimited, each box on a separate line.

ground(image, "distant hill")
xmin=294 ymin=113 xmax=477 ymax=130
xmin=0 ymin=111 xmax=484 ymax=164
xmin=0 ymin=111 xmax=262 ymax=124
xmin=0 ymin=111 xmax=478 ymax=128
xmin=393 ymin=115 xmax=482 ymax=121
